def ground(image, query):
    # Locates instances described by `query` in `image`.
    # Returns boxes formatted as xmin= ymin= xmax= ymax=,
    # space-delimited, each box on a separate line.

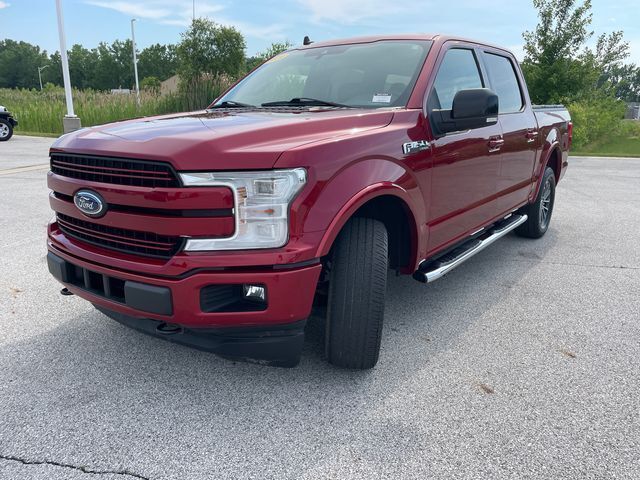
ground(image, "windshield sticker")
xmin=372 ymin=93 xmax=392 ymax=103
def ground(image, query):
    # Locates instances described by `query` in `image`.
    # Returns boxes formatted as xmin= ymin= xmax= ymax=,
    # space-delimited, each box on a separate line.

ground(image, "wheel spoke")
xmin=539 ymin=178 xmax=553 ymax=229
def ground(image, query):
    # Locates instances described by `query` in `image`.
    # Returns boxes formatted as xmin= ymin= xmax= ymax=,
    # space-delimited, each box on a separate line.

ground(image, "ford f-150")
xmin=46 ymin=34 xmax=572 ymax=368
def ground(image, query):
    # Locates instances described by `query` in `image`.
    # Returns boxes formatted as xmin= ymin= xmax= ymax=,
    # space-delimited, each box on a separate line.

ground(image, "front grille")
xmin=50 ymin=153 xmax=180 ymax=188
xmin=56 ymin=213 xmax=183 ymax=258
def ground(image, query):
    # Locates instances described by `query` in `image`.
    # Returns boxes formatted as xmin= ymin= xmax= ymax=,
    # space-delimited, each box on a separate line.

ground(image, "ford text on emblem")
xmin=402 ymin=140 xmax=431 ymax=155
xmin=74 ymin=190 xmax=107 ymax=218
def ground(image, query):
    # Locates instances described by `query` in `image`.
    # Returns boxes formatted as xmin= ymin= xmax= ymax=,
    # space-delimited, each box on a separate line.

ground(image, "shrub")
xmin=567 ymin=96 xmax=626 ymax=149
xmin=140 ymin=76 xmax=161 ymax=94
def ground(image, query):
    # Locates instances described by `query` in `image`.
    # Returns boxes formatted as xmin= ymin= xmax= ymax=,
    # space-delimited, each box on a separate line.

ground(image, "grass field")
xmin=572 ymin=120 xmax=640 ymax=157
xmin=2 ymin=80 xmax=232 ymax=135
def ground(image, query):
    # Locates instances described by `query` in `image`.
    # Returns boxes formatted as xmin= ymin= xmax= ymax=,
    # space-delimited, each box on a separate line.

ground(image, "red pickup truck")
xmin=47 ymin=34 xmax=571 ymax=368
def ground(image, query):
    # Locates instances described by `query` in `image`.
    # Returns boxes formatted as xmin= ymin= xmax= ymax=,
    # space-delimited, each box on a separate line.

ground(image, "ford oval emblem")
xmin=74 ymin=190 xmax=107 ymax=218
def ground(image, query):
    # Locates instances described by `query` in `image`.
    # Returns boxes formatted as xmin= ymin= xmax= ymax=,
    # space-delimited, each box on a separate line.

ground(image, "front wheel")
xmin=325 ymin=217 xmax=388 ymax=369
xmin=516 ymin=166 xmax=556 ymax=238
xmin=0 ymin=119 xmax=13 ymax=141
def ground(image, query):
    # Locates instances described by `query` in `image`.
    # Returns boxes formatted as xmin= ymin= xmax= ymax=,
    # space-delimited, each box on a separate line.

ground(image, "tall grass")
xmin=1 ymin=76 xmax=234 ymax=135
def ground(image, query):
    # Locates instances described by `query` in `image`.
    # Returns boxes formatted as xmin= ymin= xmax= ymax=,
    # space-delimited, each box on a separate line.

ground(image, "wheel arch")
xmin=315 ymin=187 xmax=421 ymax=273
xmin=530 ymin=131 xmax=562 ymax=202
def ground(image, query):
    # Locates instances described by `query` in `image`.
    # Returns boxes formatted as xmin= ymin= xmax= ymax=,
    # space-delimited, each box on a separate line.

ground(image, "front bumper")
xmin=95 ymin=305 xmax=306 ymax=367
xmin=47 ymin=248 xmax=322 ymax=329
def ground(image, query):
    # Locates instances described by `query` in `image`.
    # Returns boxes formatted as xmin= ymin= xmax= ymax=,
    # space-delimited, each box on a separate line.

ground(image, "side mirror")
xmin=432 ymin=88 xmax=499 ymax=135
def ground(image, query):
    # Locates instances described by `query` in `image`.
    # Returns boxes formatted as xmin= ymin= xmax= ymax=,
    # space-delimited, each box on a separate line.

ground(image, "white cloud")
xmin=84 ymin=0 xmax=223 ymax=23
xmin=84 ymin=0 xmax=282 ymax=40
xmin=297 ymin=0 xmax=414 ymax=24
xmin=0 ymin=1 xmax=10 ymax=9
xmin=86 ymin=1 xmax=173 ymax=20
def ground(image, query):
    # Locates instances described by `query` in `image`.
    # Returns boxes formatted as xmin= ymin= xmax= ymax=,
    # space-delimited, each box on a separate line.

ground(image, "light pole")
xmin=55 ymin=0 xmax=80 ymax=132
xmin=37 ymin=65 xmax=49 ymax=91
xmin=131 ymin=18 xmax=141 ymax=107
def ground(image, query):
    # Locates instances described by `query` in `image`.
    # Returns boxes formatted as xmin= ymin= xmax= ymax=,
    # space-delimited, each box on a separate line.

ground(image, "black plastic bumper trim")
xmin=48 ymin=252 xmax=173 ymax=315
xmin=95 ymin=305 xmax=305 ymax=367
xmin=124 ymin=281 xmax=173 ymax=316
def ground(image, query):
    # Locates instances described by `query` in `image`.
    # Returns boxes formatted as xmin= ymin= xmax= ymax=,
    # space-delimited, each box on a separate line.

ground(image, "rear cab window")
xmin=482 ymin=52 xmax=524 ymax=113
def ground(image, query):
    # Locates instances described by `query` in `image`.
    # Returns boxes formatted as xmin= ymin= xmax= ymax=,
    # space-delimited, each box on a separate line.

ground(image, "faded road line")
xmin=0 ymin=164 xmax=49 ymax=176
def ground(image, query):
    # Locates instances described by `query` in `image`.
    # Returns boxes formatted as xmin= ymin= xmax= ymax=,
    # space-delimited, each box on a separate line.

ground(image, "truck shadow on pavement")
xmin=0 ymin=231 xmax=559 ymax=477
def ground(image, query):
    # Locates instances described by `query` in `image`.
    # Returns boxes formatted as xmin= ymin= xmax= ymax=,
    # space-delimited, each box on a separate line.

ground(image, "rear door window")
xmin=482 ymin=53 xmax=523 ymax=113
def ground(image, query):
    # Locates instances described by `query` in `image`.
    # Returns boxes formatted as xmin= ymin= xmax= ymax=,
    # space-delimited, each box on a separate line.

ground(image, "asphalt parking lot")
xmin=1 ymin=135 xmax=639 ymax=479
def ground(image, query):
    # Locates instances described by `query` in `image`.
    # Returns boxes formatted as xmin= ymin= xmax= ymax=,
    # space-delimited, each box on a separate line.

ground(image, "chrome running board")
xmin=413 ymin=214 xmax=528 ymax=283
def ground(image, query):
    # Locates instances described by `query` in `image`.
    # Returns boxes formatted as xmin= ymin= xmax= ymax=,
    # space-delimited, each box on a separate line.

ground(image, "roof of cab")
xmin=295 ymin=34 xmax=515 ymax=57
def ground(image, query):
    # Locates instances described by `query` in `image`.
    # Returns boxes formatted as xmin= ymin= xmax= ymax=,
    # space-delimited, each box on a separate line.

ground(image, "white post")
xmin=55 ymin=0 xmax=80 ymax=132
xmin=131 ymin=19 xmax=140 ymax=107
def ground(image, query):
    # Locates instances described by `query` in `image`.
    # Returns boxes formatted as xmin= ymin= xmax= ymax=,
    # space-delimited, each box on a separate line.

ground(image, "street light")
xmin=37 ymin=65 xmax=49 ymax=91
xmin=131 ymin=18 xmax=141 ymax=107
xmin=55 ymin=0 xmax=81 ymax=132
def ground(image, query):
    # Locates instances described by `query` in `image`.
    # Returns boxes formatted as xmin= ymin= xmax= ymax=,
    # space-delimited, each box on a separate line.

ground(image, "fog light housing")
xmin=243 ymin=284 xmax=266 ymax=302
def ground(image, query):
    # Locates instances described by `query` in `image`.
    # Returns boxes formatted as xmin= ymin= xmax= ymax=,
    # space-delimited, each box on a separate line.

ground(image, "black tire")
xmin=516 ymin=166 xmax=556 ymax=238
xmin=0 ymin=119 xmax=13 ymax=141
xmin=325 ymin=217 xmax=388 ymax=369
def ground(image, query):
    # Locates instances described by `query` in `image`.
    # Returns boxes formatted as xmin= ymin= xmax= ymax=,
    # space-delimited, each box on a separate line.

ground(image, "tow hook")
xmin=156 ymin=322 xmax=183 ymax=335
xmin=60 ymin=287 xmax=73 ymax=296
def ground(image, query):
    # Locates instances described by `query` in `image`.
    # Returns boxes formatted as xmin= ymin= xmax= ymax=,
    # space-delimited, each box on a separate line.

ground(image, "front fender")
xmin=300 ymin=159 xmax=427 ymax=265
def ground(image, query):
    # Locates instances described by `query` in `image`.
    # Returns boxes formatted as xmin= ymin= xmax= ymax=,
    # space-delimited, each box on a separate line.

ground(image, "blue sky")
xmin=1 ymin=0 xmax=638 ymax=63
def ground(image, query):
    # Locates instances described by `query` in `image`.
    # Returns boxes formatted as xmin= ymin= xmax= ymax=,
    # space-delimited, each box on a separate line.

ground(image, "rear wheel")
xmin=516 ymin=166 xmax=556 ymax=238
xmin=0 ymin=119 xmax=13 ymax=141
xmin=325 ymin=217 xmax=388 ymax=369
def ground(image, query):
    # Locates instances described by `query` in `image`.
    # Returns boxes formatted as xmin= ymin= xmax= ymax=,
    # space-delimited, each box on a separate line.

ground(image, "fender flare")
xmin=530 ymin=131 xmax=561 ymax=203
xmin=314 ymin=184 xmax=422 ymax=260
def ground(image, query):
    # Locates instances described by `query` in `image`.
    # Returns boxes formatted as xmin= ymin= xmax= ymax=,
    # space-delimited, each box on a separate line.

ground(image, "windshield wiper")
xmin=261 ymin=97 xmax=352 ymax=108
xmin=210 ymin=100 xmax=256 ymax=109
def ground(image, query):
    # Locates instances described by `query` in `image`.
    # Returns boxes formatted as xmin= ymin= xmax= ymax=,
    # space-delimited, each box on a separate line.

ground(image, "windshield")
xmin=215 ymin=40 xmax=433 ymax=109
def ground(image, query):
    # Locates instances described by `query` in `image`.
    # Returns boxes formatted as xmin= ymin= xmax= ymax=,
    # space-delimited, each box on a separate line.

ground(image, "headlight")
xmin=179 ymin=168 xmax=307 ymax=251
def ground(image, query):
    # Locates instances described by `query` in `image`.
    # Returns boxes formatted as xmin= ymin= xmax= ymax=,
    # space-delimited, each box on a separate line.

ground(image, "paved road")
xmin=1 ymin=135 xmax=639 ymax=479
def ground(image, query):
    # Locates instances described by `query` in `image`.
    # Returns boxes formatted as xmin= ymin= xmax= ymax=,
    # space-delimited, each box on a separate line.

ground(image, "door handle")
xmin=488 ymin=137 xmax=504 ymax=152
xmin=525 ymin=130 xmax=539 ymax=143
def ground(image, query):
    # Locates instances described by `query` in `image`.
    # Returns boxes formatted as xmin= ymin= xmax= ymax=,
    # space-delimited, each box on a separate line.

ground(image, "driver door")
xmin=426 ymin=46 xmax=503 ymax=254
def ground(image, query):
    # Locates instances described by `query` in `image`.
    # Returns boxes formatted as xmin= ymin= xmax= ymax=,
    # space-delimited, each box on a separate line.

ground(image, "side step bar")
xmin=413 ymin=214 xmax=528 ymax=283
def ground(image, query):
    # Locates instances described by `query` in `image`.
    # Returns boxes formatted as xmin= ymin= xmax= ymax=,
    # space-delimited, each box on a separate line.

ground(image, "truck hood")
xmin=51 ymin=109 xmax=394 ymax=170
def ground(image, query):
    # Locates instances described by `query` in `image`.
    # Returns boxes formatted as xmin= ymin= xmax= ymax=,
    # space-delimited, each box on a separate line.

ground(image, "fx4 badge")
xmin=402 ymin=140 xmax=431 ymax=155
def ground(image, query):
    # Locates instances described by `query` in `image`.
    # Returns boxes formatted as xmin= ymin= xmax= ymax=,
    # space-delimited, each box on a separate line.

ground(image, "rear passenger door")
xmin=426 ymin=46 xmax=503 ymax=254
xmin=480 ymin=50 xmax=538 ymax=212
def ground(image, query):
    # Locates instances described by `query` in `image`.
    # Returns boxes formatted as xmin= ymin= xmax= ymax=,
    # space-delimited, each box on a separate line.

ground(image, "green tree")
xmin=110 ymin=39 xmax=135 ymax=88
xmin=0 ymin=39 xmax=49 ymax=88
xmin=177 ymin=18 xmax=246 ymax=79
xmin=92 ymin=42 xmax=119 ymax=90
xmin=44 ymin=51 xmax=63 ymax=86
xmin=606 ymin=64 xmax=640 ymax=102
xmin=138 ymin=43 xmax=178 ymax=81
xmin=521 ymin=0 xmax=595 ymax=103
xmin=68 ymin=44 xmax=98 ymax=89
xmin=90 ymin=40 xmax=135 ymax=90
